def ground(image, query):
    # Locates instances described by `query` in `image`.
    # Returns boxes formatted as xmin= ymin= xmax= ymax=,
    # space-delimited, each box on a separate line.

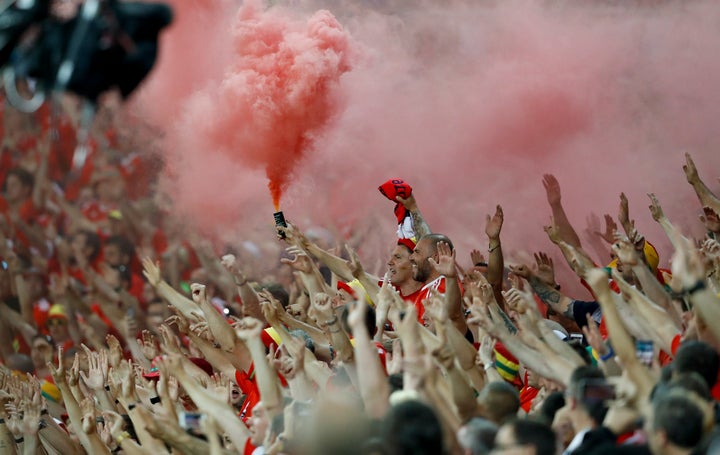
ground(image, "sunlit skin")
xmin=387 ymin=245 xmax=423 ymax=298
xmin=409 ymin=238 xmax=437 ymax=284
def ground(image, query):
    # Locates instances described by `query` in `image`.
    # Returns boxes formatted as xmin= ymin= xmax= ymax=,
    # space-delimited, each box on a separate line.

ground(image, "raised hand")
xmin=166 ymin=312 xmax=190 ymax=335
xmin=47 ymin=346 xmax=66 ymax=385
xmin=543 ymin=217 xmax=562 ymax=245
xmin=395 ymin=193 xmax=418 ymax=211
xmin=508 ymin=263 xmax=533 ymax=280
xmin=470 ymin=249 xmax=486 ymax=267
xmin=618 ymin=192 xmax=631 ymax=230
xmin=584 ymin=268 xmax=611 ymax=295
xmin=347 ymin=299 xmax=369 ymax=331
xmin=158 ymin=325 xmax=183 ymax=355
xmin=234 ymin=317 xmax=264 ymax=342
xmin=671 ymin=235 xmax=707 ymax=289
xmin=20 ymin=390 xmax=42 ymax=436
xmin=683 ymin=152 xmax=700 ymax=184
xmin=534 ymin=252 xmax=556 ymax=286
xmin=594 ymin=214 xmax=618 ymax=245
xmin=280 ymin=247 xmax=313 ymax=274
xmin=542 ymin=174 xmax=562 ymax=206
xmin=142 ymin=258 xmax=162 ymax=287
xmin=428 ymin=241 xmax=457 ymax=278
xmin=190 ymin=283 xmax=208 ymax=305
xmin=485 ymin=205 xmax=504 ymax=241
xmin=67 ymin=354 xmax=81 ymax=387
xmin=582 ymin=313 xmax=609 ymax=358
xmin=259 ymin=290 xmax=284 ymax=326
xmin=106 ymin=335 xmax=124 ymax=369
xmin=611 ymin=239 xmax=640 ymax=267
xmin=140 ymin=330 xmax=159 ymax=361
xmin=80 ymin=345 xmax=109 ymax=391
xmin=647 ymin=193 xmax=666 ymax=222
xmin=345 ymin=244 xmax=365 ymax=279
xmin=311 ymin=292 xmax=334 ymax=321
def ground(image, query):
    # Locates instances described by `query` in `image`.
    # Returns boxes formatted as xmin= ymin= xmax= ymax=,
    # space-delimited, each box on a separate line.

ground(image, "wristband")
xmin=40 ymin=409 xmax=48 ymax=416
xmin=600 ymin=346 xmax=615 ymax=362
xmin=128 ymin=403 xmax=137 ymax=411
xmin=474 ymin=261 xmax=488 ymax=268
xmin=14 ymin=437 xmax=23 ymax=444
xmin=234 ymin=279 xmax=247 ymax=287
xmin=684 ymin=280 xmax=706 ymax=296
xmin=324 ymin=316 xmax=338 ymax=326
xmin=105 ymin=385 xmax=111 ymax=391
xmin=150 ymin=396 xmax=161 ymax=405
xmin=328 ymin=326 xmax=342 ymax=334
xmin=115 ymin=431 xmax=132 ymax=445
xmin=0 ymin=418 xmax=4 ymax=424
xmin=488 ymin=244 xmax=500 ymax=253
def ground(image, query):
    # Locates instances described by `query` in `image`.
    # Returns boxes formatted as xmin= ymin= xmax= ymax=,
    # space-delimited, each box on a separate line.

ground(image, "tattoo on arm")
xmin=529 ymin=276 xmax=574 ymax=318
xmin=410 ymin=209 xmax=432 ymax=239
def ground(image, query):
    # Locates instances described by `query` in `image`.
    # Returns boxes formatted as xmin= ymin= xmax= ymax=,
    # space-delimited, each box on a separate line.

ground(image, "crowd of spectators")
xmin=1 ymin=93 xmax=720 ymax=455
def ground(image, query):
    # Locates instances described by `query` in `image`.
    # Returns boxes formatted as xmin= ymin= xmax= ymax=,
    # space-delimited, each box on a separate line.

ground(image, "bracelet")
xmin=112 ymin=446 xmax=123 ymax=454
xmin=14 ymin=437 xmax=23 ymax=444
xmin=488 ymin=243 xmax=500 ymax=253
xmin=328 ymin=326 xmax=342 ymax=334
xmin=0 ymin=418 xmax=5 ymax=424
xmin=150 ymin=396 xmax=161 ymax=405
xmin=600 ymin=346 xmax=615 ymax=362
xmin=684 ymin=280 xmax=706 ymax=296
xmin=115 ymin=431 xmax=132 ymax=445
xmin=324 ymin=316 xmax=338 ymax=326
xmin=105 ymin=385 xmax=111 ymax=391
xmin=474 ymin=261 xmax=488 ymax=267
xmin=128 ymin=403 xmax=137 ymax=411
xmin=234 ymin=279 xmax=247 ymax=287
xmin=484 ymin=363 xmax=495 ymax=371
xmin=40 ymin=409 xmax=48 ymax=416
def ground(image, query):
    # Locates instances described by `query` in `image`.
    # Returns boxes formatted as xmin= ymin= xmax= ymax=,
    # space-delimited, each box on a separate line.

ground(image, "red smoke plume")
xmin=136 ymin=0 xmax=720 ymax=289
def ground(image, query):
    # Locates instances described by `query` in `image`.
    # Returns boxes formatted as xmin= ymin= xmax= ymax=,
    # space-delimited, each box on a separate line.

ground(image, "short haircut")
xmin=479 ymin=381 xmax=520 ymax=424
xmin=418 ymin=233 xmax=454 ymax=253
xmin=383 ymin=400 xmax=444 ymax=455
xmin=673 ymin=341 xmax=719 ymax=389
xmin=652 ymin=391 xmax=705 ymax=449
xmin=537 ymin=392 xmax=566 ymax=426
xmin=668 ymin=372 xmax=711 ymax=402
xmin=508 ymin=419 xmax=557 ymax=455
xmin=458 ymin=417 xmax=497 ymax=455
xmin=567 ymin=365 xmax=608 ymax=424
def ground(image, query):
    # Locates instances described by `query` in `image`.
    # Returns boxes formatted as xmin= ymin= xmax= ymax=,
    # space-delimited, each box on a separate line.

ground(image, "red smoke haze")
xmin=136 ymin=0 xmax=720 ymax=290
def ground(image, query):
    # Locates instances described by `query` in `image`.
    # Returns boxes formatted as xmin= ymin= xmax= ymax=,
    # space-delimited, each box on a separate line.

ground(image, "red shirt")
xmin=412 ymin=276 xmax=447 ymax=321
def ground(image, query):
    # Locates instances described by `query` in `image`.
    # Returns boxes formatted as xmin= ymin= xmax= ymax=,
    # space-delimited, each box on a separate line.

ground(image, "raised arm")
xmin=396 ymin=193 xmax=431 ymax=239
xmin=542 ymin=174 xmax=582 ymax=248
xmin=428 ymin=242 xmax=467 ymax=336
xmin=485 ymin=205 xmax=505 ymax=305
xmin=584 ymin=269 xmax=656 ymax=401
xmin=347 ymin=299 xmax=389 ymax=418
xmin=683 ymin=153 xmax=720 ymax=214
